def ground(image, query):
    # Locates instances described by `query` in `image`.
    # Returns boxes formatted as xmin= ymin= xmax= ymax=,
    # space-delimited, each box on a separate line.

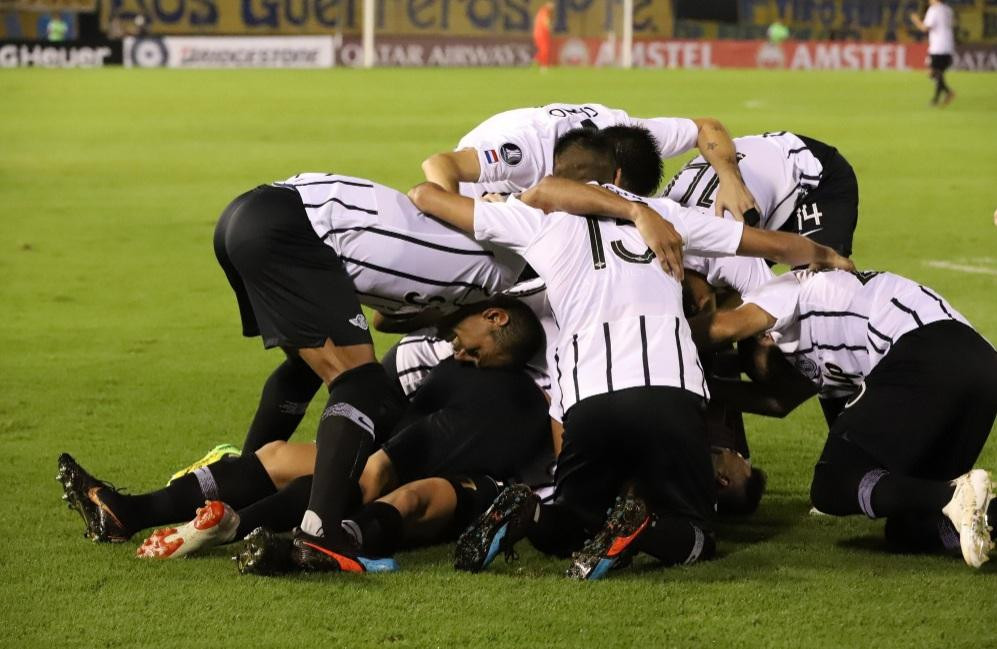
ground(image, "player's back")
xmin=276 ymin=173 xmax=526 ymax=315
xmin=663 ymin=132 xmax=822 ymax=231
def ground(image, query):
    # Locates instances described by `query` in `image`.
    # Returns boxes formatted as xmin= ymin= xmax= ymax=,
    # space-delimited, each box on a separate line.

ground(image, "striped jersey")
xmin=390 ymin=278 xmax=556 ymax=397
xmin=474 ymin=186 xmax=744 ymax=416
xmin=457 ymin=103 xmax=699 ymax=197
xmin=275 ymin=173 xmax=526 ymax=316
xmin=663 ymin=131 xmax=823 ymax=231
xmin=741 ymin=269 xmax=971 ymax=399
xmin=684 ymin=254 xmax=775 ymax=297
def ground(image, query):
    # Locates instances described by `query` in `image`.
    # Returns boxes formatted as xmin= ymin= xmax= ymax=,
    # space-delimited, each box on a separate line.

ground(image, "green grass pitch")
xmin=2 ymin=66 xmax=996 ymax=648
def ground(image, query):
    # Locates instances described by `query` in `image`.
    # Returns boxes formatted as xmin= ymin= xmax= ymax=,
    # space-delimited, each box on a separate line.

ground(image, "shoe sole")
xmin=234 ymin=528 xmax=294 ymax=576
xmin=566 ymin=498 xmax=649 ymax=581
xmin=137 ymin=502 xmax=238 ymax=559
xmin=454 ymin=485 xmax=533 ymax=573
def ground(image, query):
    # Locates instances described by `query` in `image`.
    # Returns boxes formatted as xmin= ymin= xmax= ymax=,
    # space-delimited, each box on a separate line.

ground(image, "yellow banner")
xmin=1 ymin=0 xmax=94 ymax=11
xmin=98 ymin=0 xmax=671 ymax=37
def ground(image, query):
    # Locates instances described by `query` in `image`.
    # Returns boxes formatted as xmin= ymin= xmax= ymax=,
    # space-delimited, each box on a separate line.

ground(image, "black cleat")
xmin=56 ymin=453 xmax=133 ymax=543
xmin=566 ymin=496 xmax=650 ymax=581
xmin=290 ymin=528 xmax=398 ymax=573
xmin=233 ymin=527 xmax=296 ymax=576
xmin=454 ymin=483 xmax=538 ymax=573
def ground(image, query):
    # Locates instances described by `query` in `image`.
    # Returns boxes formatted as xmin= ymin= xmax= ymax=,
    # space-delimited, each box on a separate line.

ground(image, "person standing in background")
xmin=910 ymin=0 xmax=956 ymax=107
xmin=533 ymin=2 xmax=554 ymax=69
xmin=45 ymin=12 xmax=68 ymax=42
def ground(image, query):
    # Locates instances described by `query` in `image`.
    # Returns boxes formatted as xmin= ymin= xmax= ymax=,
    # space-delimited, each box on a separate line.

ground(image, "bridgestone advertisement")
xmin=0 ymin=39 xmax=122 ymax=67
xmin=124 ymin=36 xmax=334 ymax=68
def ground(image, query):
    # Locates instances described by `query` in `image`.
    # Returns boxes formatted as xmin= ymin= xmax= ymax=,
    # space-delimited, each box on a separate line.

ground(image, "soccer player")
xmin=421 ymin=103 xmax=761 ymax=222
xmin=406 ymin=171 xmax=853 ymax=579
xmin=691 ymin=267 xmax=997 ymax=568
xmin=910 ymin=0 xmax=957 ymax=106
xmin=663 ymin=131 xmax=859 ymax=257
xmin=58 ymin=298 xmax=550 ymax=566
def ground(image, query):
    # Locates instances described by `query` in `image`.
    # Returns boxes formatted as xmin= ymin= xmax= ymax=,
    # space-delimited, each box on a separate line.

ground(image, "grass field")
xmin=2 ymin=66 xmax=996 ymax=648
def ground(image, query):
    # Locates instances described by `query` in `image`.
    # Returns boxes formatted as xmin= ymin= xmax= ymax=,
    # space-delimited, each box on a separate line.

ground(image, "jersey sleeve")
xmin=923 ymin=6 xmax=936 ymax=28
xmin=631 ymin=117 xmax=699 ymax=159
xmin=473 ymin=196 xmax=546 ymax=253
xmin=670 ymin=206 xmax=745 ymax=257
xmin=466 ymin=130 xmax=542 ymax=190
xmin=740 ymin=273 xmax=801 ymax=331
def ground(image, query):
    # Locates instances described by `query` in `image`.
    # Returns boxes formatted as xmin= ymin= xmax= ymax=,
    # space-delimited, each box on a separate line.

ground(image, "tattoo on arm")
xmin=706 ymin=142 xmax=718 ymax=151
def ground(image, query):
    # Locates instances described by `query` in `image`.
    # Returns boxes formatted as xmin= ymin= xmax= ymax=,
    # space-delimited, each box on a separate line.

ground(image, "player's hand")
xmin=633 ymin=206 xmax=684 ymax=280
xmin=714 ymin=177 xmax=761 ymax=223
xmin=808 ymin=246 xmax=855 ymax=273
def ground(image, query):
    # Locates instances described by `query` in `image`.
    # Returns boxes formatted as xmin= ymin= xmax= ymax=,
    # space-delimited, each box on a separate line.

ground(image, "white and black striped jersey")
xmin=456 ymin=103 xmax=699 ymax=198
xmin=276 ymin=173 xmax=526 ymax=316
xmin=663 ymin=132 xmax=823 ymax=231
xmin=741 ymin=269 xmax=972 ymax=399
xmin=389 ymin=278 xmax=556 ymax=397
xmin=474 ymin=186 xmax=745 ymax=416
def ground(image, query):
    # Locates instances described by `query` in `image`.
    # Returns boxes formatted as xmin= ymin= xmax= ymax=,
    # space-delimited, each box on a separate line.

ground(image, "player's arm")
xmin=909 ymin=11 xmax=928 ymax=31
xmin=520 ymin=176 xmax=684 ymax=279
xmin=407 ymin=182 xmax=476 ymax=233
xmin=421 ymin=149 xmax=482 ymax=194
xmin=691 ymin=117 xmax=761 ymax=224
xmin=708 ymin=369 xmax=816 ymax=418
xmin=372 ymin=308 xmax=444 ymax=334
xmin=689 ymin=303 xmax=775 ymax=351
xmin=737 ymin=226 xmax=855 ymax=272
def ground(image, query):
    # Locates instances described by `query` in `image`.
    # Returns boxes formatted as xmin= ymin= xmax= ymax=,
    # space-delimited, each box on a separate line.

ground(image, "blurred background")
xmin=2 ymin=0 xmax=996 ymax=70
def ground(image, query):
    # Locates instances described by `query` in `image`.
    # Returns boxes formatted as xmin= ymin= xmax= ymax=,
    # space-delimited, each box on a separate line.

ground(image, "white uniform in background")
xmin=924 ymin=2 xmax=956 ymax=56
xmin=456 ymin=103 xmax=700 ymax=197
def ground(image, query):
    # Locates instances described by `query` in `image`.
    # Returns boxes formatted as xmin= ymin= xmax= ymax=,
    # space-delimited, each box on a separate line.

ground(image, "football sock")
xmin=811 ymin=462 xmax=954 ymax=518
xmin=867 ymin=472 xmax=955 ymax=518
xmin=634 ymin=515 xmax=716 ymax=566
xmin=301 ymin=363 xmax=405 ymax=539
xmin=101 ymin=454 xmax=277 ymax=532
xmin=527 ymin=503 xmax=587 ymax=558
xmin=235 ymin=475 xmax=313 ymax=539
xmin=343 ymin=501 xmax=405 ymax=557
xmin=884 ymin=514 xmax=960 ymax=554
xmin=242 ymin=356 xmax=323 ymax=453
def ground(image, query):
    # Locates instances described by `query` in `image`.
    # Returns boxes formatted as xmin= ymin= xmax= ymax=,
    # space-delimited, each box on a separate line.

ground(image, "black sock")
xmin=812 ymin=463 xmax=955 ymax=519
xmin=235 ymin=475 xmax=313 ymax=539
xmin=243 ymin=356 xmax=322 ymax=453
xmin=343 ymin=501 xmax=405 ymax=557
xmin=302 ymin=363 xmax=406 ymax=538
xmin=884 ymin=514 xmax=960 ymax=554
xmin=101 ymin=454 xmax=277 ymax=532
xmin=634 ymin=515 xmax=715 ymax=566
xmin=526 ymin=503 xmax=586 ymax=558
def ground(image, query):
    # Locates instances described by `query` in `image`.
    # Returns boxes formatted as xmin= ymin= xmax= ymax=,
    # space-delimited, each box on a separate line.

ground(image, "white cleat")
xmin=941 ymin=469 xmax=994 ymax=569
xmin=136 ymin=501 xmax=239 ymax=559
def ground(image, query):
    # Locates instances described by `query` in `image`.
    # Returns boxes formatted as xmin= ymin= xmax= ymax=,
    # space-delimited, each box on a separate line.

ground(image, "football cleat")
xmin=454 ymin=483 xmax=538 ymax=573
xmin=57 ymin=452 xmax=133 ymax=543
xmin=167 ymin=443 xmax=241 ymax=485
xmin=942 ymin=469 xmax=995 ymax=568
xmin=566 ymin=496 xmax=650 ymax=581
xmin=290 ymin=528 xmax=399 ymax=574
xmin=136 ymin=501 xmax=239 ymax=559
xmin=233 ymin=527 xmax=296 ymax=576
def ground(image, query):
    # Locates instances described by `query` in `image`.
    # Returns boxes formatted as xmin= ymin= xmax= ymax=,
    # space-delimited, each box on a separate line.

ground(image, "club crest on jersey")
xmin=793 ymin=356 xmax=820 ymax=380
xmin=500 ymin=143 xmax=523 ymax=166
xmin=483 ymin=149 xmax=500 ymax=164
xmin=348 ymin=313 xmax=369 ymax=331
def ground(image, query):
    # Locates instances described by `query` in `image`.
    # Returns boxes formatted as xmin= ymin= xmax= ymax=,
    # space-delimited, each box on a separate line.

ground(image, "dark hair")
xmin=553 ymin=126 xmax=602 ymax=160
xmin=552 ymin=127 xmax=618 ymax=186
xmin=599 ymin=125 xmax=663 ymax=197
xmin=435 ymin=294 xmax=545 ymax=369
xmin=717 ymin=466 xmax=768 ymax=516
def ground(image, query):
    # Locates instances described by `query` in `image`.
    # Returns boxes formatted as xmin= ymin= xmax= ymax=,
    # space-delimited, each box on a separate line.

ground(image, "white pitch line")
xmin=923 ymin=260 xmax=997 ymax=276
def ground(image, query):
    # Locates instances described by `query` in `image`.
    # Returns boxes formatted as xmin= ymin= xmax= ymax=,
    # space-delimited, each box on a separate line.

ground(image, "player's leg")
xmin=809 ymin=321 xmax=996 ymax=566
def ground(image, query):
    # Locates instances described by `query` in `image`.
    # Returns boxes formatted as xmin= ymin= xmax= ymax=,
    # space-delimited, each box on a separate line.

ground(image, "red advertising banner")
xmin=554 ymin=38 xmax=933 ymax=70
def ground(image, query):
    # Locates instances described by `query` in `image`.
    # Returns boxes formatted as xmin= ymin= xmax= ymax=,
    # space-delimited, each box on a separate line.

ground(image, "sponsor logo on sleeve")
xmin=500 ymin=143 xmax=523 ymax=166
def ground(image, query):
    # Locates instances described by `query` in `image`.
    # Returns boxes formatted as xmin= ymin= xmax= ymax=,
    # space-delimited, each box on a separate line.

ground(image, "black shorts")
xmin=381 ymin=358 xmax=550 ymax=484
xmin=213 ymin=184 xmax=371 ymax=349
xmin=554 ymin=386 xmax=715 ymax=531
xmin=780 ymin=135 xmax=859 ymax=257
xmin=930 ymin=54 xmax=953 ymax=72
xmin=818 ymin=320 xmax=997 ymax=481
xmin=444 ymin=474 xmax=504 ymax=537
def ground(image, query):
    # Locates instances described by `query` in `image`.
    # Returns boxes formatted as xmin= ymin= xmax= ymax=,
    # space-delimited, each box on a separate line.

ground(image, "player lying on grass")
xmin=422 ymin=102 xmax=760 ymax=222
xmin=58 ymin=298 xmax=549 ymax=561
xmin=690 ymin=263 xmax=997 ymax=568
xmin=407 ymin=153 xmax=853 ymax=579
